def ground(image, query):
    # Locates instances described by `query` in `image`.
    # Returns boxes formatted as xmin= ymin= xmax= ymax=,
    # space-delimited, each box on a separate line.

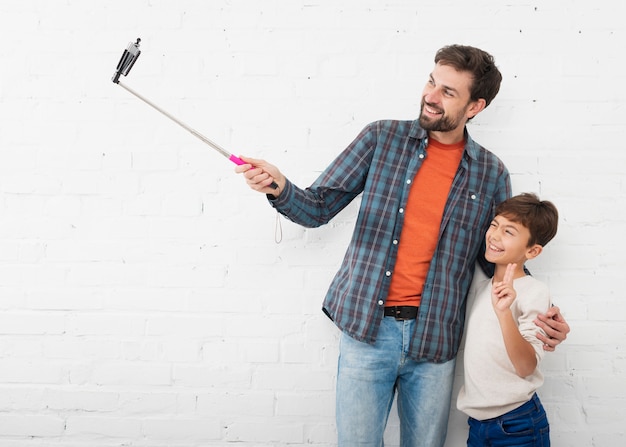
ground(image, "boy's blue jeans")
xmin=336 ymin=316 xmax=456 ymax=447
xmin=467 ymin=393 xmax=550 ymax=447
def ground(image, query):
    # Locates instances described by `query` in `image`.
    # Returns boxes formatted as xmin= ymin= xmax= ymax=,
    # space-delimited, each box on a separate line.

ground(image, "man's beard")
xmin=418 ymin=100 xmax=467 ymax=133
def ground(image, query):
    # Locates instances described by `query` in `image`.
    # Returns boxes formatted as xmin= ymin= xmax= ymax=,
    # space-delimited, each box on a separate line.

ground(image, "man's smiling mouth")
xmin=424 ymin=104 xmax=443 ymax=115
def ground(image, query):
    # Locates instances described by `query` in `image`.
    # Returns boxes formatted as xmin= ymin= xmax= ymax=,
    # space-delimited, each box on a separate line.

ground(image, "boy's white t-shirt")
xmin=457 ymin=273 xmax=551 ymax=420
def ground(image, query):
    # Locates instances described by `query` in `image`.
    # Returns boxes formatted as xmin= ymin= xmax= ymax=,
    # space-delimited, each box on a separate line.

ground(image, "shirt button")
xmin=406 ymin=179 xmax=412 ymax=185
xmin=385 ymin=271 xmax=391 ymax=277
xmin=419 ymin=154 xmax=425 ymax=159
xmin=471 ymin=194 xmax=477 ymax=200
xmin=393 ymin=239 xmax=398 ymax=245
xmin=399 ymin=208 xmax=404 ymax=214
xmin=378 ymin=300 xmax=384 ymax=306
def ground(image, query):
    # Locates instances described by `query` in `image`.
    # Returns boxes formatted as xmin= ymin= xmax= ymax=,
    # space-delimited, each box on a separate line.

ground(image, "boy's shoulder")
xmin=513 ymin=275 xmax=552 ymax=310
xmin=515 ymin=274 xmax=549 ymax=293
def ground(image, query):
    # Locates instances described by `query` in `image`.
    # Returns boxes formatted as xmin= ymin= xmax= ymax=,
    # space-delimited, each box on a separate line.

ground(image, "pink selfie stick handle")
xmin=229 ymin=154 xmax=246 ymax=165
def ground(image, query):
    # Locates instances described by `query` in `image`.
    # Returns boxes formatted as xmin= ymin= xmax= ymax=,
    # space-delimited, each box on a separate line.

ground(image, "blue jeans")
xmin=467 ymin=393 xmax=550 ymax=447
xmin=336 ymin=316 xmax=456 ymax=447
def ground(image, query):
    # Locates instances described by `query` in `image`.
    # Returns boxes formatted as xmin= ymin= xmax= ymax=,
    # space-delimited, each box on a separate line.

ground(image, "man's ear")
xmin=526 ymin=244 xmax=543 ymax=261
xmin=467 ymin=98 xmax=487 ymax=120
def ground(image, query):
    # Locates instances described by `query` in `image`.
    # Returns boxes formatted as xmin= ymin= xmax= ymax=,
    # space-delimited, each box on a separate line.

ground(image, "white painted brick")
xmin=160 ymin=338 xmax=202 ymax=362
xmin=200 ymin=338 xmax=240 ymax=364
xmin=0 ymin=386 xmax=45 ymax=411
xmin=173 ymin=364 xmax=253 ymax=389
xmin=161 ymin=192 xmax=203 ymax=217
xmin=90 ymin=362 xmax=171 ymax=387
xmin=190 ymin=289 xmax=264 ymax=315
xmin=223 ymin=315 xmax=307 ymax=340
xmin=26 ymin=287 xmax=105 ymax=311
xmin=0 ymin=311 xmax=65 ymax=335
xmin=240 ymin=340 xmax=280 ymax=363
xmin=1 ymin=174 xmax=62 ymax=195
xmin=117 ymin=391 xmax=178 ymax=415
xmin=196 ymin=391 xmax=274 ymax=417
xmin=65 ymin=415 xmax=142 ymax=438
xmin=146 ymin=314 xmax=224 ymax=337
xmin=254 ymin=365 xmax=334 ymax=392
xmin=281 ymin=336 xmax=322 ymax=364
xmin=0 ymin=337 xmax=43 ymax=358
xmin=66 ymin=313 xmax=145 ymax=337
xmin=0 ymin=414 xmax=65 ymax=437
xmin=121 ymin=340 xmax=161 ymax=362
xmin=142 ymin=417 xmax=222 ymax=441
xmin=225 ymin=420 xmax=304 ymax=443
xmin=42 ymin=388 xmax=119 ymax=412
xmin=305 ymin=423 xmax=337 ymax=444
xmin=0 ymin=359 xmax=67 ymax=384
xmin=275 ymin=391 xmax=334 ymax=417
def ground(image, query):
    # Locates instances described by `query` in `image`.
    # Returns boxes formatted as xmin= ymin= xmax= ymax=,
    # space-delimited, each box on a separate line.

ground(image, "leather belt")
xmin=384 ymin=306 xmax=418 ymax=320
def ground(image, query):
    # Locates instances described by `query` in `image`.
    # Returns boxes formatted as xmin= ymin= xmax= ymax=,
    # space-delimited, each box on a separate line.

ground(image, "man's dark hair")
xmin=435 ymin=45 xmax=502 ymax=108
xmin=495 ymin=193 xmax=559 ymax=247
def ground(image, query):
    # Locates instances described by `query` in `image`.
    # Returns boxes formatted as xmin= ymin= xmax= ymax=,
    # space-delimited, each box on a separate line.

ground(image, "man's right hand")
xmin=234 ymin=156 xmax=285 ymax=196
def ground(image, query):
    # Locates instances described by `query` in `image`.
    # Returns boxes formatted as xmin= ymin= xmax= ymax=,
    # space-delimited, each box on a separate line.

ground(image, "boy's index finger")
xmin=504 ymin=263 xmax=517 ymax=285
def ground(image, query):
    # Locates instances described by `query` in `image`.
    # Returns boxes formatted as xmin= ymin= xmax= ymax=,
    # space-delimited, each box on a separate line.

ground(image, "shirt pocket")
xmin=438 ymin=191 xmax=494 ymax=268
xmin=447 ymin=191 xmax=493 ymax=231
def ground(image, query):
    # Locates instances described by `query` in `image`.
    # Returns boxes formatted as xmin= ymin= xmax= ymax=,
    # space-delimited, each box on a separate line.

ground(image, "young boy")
xmin=457 ymin=193 xmax=559 ymax=446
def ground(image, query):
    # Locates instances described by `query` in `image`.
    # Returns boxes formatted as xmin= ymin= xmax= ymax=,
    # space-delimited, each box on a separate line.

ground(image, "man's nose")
xmin=424 ymin=88 xmax=442 ymax=104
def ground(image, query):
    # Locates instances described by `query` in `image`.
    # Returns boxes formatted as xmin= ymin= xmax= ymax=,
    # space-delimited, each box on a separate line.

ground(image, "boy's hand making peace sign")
xmin=491 ymin=263 xmax=517 ymax=314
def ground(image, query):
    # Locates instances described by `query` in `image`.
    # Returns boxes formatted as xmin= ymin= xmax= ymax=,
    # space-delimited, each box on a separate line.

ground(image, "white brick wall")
xmin=0 ymin=0 xmax=623 ymax=445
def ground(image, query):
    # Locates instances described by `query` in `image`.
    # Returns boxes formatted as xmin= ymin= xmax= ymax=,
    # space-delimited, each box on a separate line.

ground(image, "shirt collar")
xmin=410 ymin=119 xmax=480 ymax=161
xmin=463 ymin=129 xmax=480 ymax=161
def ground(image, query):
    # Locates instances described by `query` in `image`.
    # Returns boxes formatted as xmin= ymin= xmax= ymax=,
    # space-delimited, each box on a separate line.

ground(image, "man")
xmin=236 ymin=44 xmax=569 ymax=446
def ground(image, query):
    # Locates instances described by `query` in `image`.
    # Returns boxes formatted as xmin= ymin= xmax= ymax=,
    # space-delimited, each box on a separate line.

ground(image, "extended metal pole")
xmin=111 ymin=38 xmax=277 ymax=188
xmin=117 ymin=80 xmax=234 ymax=161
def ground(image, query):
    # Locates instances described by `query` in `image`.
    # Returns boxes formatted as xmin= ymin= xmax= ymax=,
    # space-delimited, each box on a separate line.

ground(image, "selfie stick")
xmin=112 ymin=38 xmax=278 ymax=189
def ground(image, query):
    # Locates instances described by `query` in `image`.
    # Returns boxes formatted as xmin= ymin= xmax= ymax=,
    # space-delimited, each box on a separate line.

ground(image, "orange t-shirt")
xmin=386 ymin=138 xmax=464 ymax=307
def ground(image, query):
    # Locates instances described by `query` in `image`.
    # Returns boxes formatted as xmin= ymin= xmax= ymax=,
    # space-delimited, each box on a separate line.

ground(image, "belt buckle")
xmin=394 ymin=307 xmax=408 ymax=320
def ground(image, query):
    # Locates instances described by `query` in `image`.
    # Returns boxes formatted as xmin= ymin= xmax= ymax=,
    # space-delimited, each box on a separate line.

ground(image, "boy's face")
xmin=485 ymin=214 xmax=542 ymax=266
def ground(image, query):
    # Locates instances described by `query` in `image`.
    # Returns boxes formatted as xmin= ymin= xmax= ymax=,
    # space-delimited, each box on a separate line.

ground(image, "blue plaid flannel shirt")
xmin=269 ymin=119 xmax=511 ymax=362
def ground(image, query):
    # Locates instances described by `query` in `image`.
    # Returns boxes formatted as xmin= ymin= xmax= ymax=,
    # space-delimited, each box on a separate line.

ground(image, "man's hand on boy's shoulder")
xmin=535 ymin=306 xmax=570 ymax=352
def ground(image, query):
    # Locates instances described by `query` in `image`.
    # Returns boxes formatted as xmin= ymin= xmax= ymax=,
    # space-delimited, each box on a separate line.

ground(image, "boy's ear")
xmin=526 ymin=244 xmax=543 ymax=260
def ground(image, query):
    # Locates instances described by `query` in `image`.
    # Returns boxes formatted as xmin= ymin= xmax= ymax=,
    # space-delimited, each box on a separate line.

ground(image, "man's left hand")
xmin=535 ymin=306 xmax=570 ymax=352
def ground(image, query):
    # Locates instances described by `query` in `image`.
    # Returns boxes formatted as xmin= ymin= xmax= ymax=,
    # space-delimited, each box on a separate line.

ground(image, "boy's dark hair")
xmin=435 ymin=45 xmax=502 ymax=108
xmin=495 ymin=193 xmax=559 ymax=247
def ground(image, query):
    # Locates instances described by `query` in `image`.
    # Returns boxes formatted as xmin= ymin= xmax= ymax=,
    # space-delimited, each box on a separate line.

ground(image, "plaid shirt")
xmin=270 ymin=119 xmax=511 ymax=362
